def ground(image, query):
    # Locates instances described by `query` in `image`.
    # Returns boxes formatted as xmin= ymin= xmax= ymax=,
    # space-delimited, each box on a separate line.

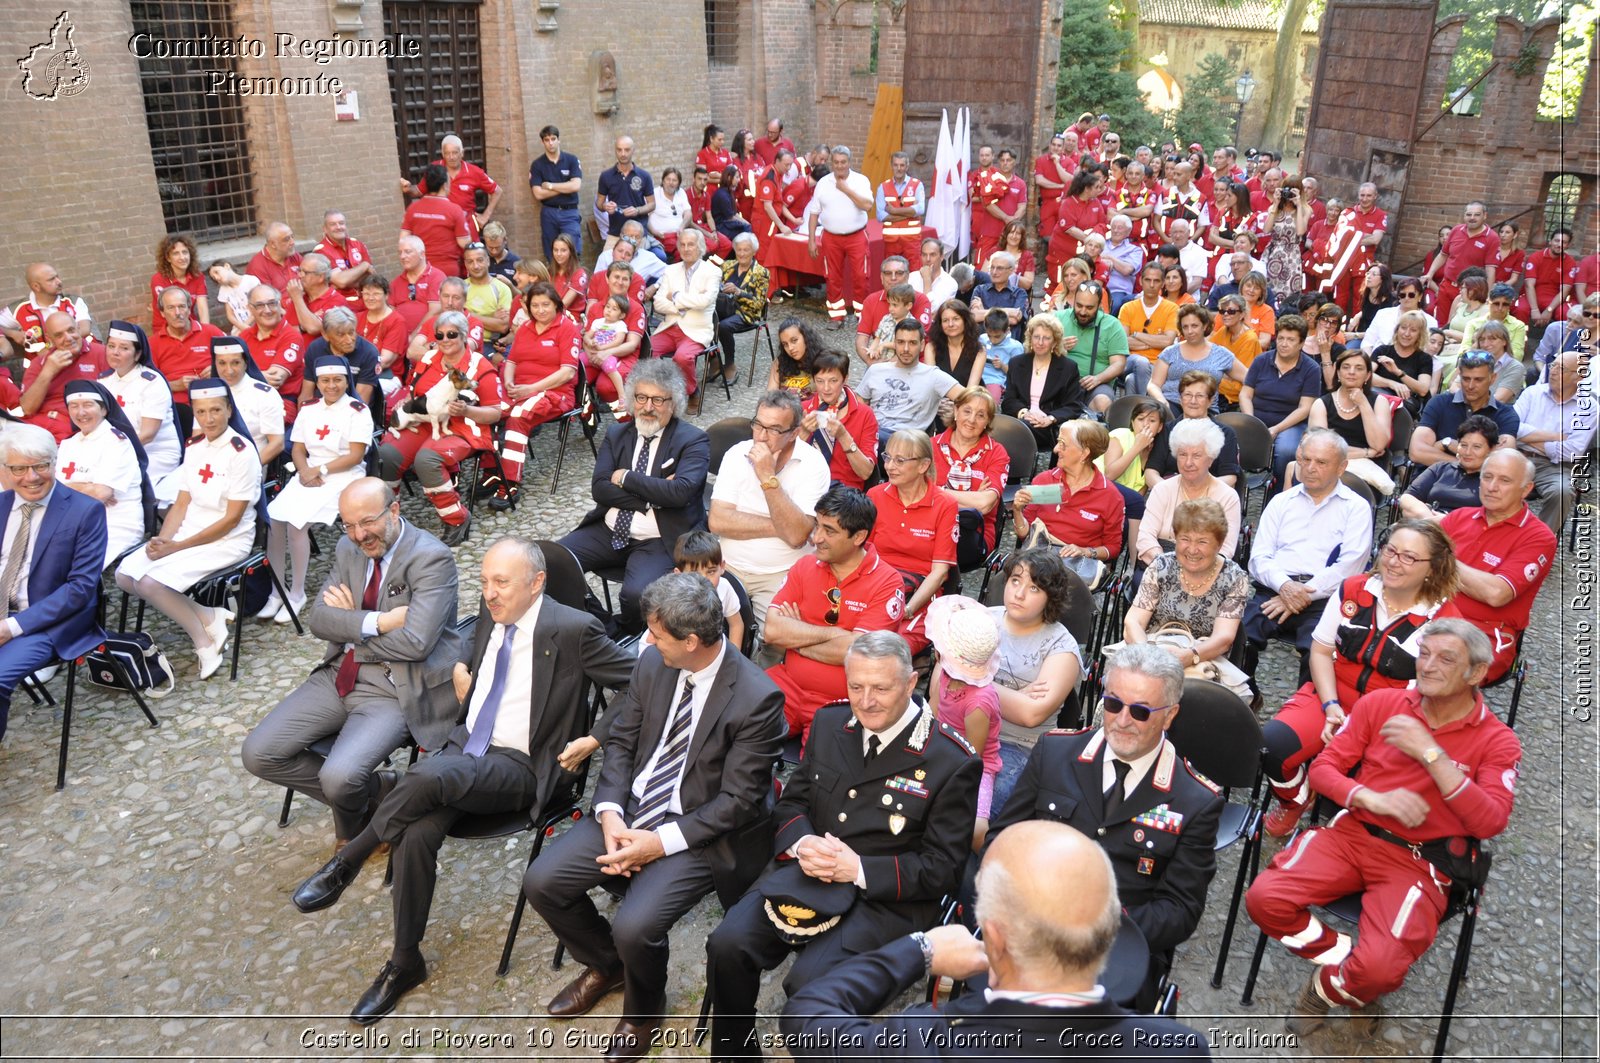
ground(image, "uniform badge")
xmin=1342 ymin=599 xmax=1359 ymax=617
xmin=1133 ymin=829 xmax=1145 ymax=842
xmin=1137 ymin=857 xmax=1155 ymax=875
xmin=914 ymin=769 xmax=926 ymax=781
xmin=889 ymin=813 xmax=906 ymax=836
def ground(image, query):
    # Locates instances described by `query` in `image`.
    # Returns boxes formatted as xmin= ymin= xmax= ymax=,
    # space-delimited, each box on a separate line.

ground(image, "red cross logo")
xmin=316 ymin=424 xmax=332 ymax=440
xmin=198 ymin=464 xmax=215 ymax=483
xmin=61 ymin=462 xmax=76 ymax=479
xmin=116 ymin=396 xmax=127 ymax=407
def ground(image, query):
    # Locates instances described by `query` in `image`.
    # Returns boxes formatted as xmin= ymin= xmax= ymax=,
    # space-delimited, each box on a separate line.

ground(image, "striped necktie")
xmin=0 ymin=503 xmax=41 ymax=621
xmin=634 ymin=677 xmax=696 ymax=831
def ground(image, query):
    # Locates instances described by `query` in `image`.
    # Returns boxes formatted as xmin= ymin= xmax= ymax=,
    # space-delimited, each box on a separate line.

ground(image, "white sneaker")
xmin=196 ymin=641 xmax=225 ymax=680
xmin=255 ymin=591 xmax=283 ymax=620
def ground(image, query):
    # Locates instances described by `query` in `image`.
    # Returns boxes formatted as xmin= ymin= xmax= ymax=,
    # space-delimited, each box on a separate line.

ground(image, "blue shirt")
xmin=971 ymin=282 xmax=1030 ymax=340
xmin=1419 ymin=391 xmax=1520 ymax=445
xmin=1103 ymin=238 xmax=1144 ymax=297
xmin=304 ymin=336 xmax=382 ymax=400
xmin=528 ymin=151 xmax=582 ymax=209
xmin=1243 ymin=352 xmax=1322 ymax=426
xmin=596 ymin=165 xmax=655 ymax=236
xmin=979 ymin=335 xmax=1023 ymax=385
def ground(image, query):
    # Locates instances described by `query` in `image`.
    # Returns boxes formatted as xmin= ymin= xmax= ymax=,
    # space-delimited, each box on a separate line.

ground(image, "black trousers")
xmin=1241 ymin=582 xmax=1320 ymax=689
xmin=559 ymin=522 xmax=676 ymax=636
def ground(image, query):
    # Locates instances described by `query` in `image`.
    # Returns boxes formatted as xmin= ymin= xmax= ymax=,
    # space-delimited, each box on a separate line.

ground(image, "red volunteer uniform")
xmin=1033 ymin=152 xmax=1075 ymax=239
xmin=243 ymin=320 xmax=307 ymax=419
xmin=765 ymin=545 xmax=907 ymax=741
xmin=10 ymin=294 xmax=87 ymax=354
xmin=696 ymin=146 xmax=733 ymax=183
xmin=751 ymin=135 xmax=795 ymax=170
xmin=147 ymin=272 xmax=208 ymax=328
xmin=311 ymin=234 xmax=373 ymax=305
xmin=584 ymin=270 xmax=646 ymax=312
xmin=1524 ymin=248 xmax=1578 ymax=318
xmin=580 ymin=297 xmax=645 ymax=404
xmin=809 ymin=171 xmax=872 ymax=322
xmin=802 ymin=388 xmax=879 ymax=488
xmin=403 ymin=198 xmax=471 ymax=278
xmin=1438 ymin=504 xmax=1555 ymax=682
xmin=385 ymin=346 xmax=506 ymax=528
xmin=1246 ymin=687 xmax=1519 ymax=1008
xmin=417 ymin=313 xmax=486 ymax=355
xmin=856 ymin=290 xmax=934 ymax=344
xmin=551 ymin=268 xmax=590 ymax=316
xmin=878 ymin=176 xmax=925 ymax=263
xmin=22 ymin=337 xmax=107 ymax=441
xmin=246 ymin=250 xmax=304 ymax=328
xmin=1432 ymin=224 xmax=1501 ymax=323
xmin=433 ymin=160 xmax=498 ymax=238
xmin=388 ymin=266 xmax=448 ymax=339
xmin=781 ymin=176 xmax=813 ymax=226
xmin=1117 ymin=184 xmax=1161 ymax=254
xmin=931 ymin=429 xmax=1010 ymax=550
xmin=1316 ymin=205 xmax=1388 ymax=315
xmin=754 ymin=167 xmax=786 ymax=248
xmin=1019 ymin=467 xmax=1125 ymax=560
xmin=1047 ymin=196 xmax=1110 ymax=295
xmin=967 ymin=166 xmax=996 ymax=249
xmin=301 ymin=287 xmax=347 ymax=333
xmin=150 ymin=321 xmax=226 ymax=402
xmin=1576 ymin=253 xmax=1600 ymax=296
xmin=867 ymin=482 xmax=960 ymax=577
xmin=358 ymin=310 xmax=410 ymax=370
xmin=500 ymin=315 xmax=581 ymax=483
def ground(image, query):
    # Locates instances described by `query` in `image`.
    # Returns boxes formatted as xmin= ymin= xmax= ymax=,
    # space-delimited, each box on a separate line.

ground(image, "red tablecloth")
xmin=761 ymin=221 xmax=939 ymax=295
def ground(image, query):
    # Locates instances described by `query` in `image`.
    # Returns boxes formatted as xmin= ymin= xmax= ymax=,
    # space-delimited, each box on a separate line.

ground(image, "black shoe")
xmin=484 ymin=485 xmax=519 ymax=512
xmin=364 ymin=768 xmax=399 ymax=824
xmin=292 ymin=856 xmax=360 ymax=913
xmin=350 ymin=958 xmax=428 ymax=1025
xmin=440 ymin=513 xmax=472 ymax=547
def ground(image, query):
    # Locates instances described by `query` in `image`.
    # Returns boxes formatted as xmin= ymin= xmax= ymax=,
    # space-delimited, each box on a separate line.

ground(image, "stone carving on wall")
xmin=591 ymin=50 xmax=619 ymax=115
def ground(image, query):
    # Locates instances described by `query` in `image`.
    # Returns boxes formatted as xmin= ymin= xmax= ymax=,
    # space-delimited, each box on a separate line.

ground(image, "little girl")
xmin=585 ymin=294 xmax=632 ymax=414
xmin=926 ymin=596 xmax=1003 ymax=852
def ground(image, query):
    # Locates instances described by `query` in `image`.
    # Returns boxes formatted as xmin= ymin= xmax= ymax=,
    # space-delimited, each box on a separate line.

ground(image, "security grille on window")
xmin=383 ymin=0 xmax=488 ymax=179
xmin=705 ymin=0 xmax=738 ymax=65
xmin=129 ymin=0 xmax=256 ymax=242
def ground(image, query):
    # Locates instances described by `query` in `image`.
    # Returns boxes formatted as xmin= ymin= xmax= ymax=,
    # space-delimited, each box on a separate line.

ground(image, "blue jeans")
xmin=990 ymin=740 xmax=1033 ymax=818
xmin=540 ymin=206 xmax=583 ymax=260
xmin=1108 ymin=290 xmax=1136 ymax=316
xmin=1272 ymin=422 xmax=1305 ymax=485
xmin=1122 ymin=354 xmax=1152 ymax=398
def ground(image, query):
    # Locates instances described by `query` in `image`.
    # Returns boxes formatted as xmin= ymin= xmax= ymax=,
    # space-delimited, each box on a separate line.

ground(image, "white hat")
xmin=925 ymin=595 xmax=1000 ymax=687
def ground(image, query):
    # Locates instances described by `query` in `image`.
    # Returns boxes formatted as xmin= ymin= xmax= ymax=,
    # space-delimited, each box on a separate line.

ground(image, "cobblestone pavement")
xmin=0 ymin=300 xmax=1594 ymax=1061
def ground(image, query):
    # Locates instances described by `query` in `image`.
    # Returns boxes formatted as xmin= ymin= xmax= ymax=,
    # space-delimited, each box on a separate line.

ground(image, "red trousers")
xmin=380 ymin=427 xmax=479 ymax=526
xmin=1246 ymin=812 xmax=1452 ymax=1007
xmin=1433 ymin=279 xmax=1461 ymax=328
xmin=882 ymin=232 xmax=922 ymax=265
xmin=1323 ymin=259 xmax=1372 ymax=317
xmin=1039 ymin=198 xmax=1060 ymax=241
xmin=820 ymin=228 xmax=869 ymax=320
xmin=501 ymin=390 xmax=575 ymax=483
xmin=1266 ymin=683 xmax=1336 ymax=803
xmin=650 ymin=324 xmax=705 ymax=395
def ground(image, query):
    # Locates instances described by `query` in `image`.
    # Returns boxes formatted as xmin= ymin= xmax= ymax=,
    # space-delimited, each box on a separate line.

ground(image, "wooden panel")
xmin=862 ymin=83 xmax=904 ymax=190
xmin=383 ymin=0 xmax=487 ymax=181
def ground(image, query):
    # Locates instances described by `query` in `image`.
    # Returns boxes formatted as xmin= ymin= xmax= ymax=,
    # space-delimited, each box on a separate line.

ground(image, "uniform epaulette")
xmin=140 ymin=369 xmax=157 ymax=381
xmin=230 ymin=436 xmax=247 ymax=451
xmin=349 ymin=399 xmax=367 ymax=412
xmin=111 ymin=427 xmax=127 ymax=440
xmin=1046 ymin=726 xmax=1091 ymax=737
xmin=1184 ymin=758 xmax=1222 ymax=794
xmin=252 ymin=381 xmax=273 ymax=392
xmin=935 ymin=720 xmax=975 ymax=755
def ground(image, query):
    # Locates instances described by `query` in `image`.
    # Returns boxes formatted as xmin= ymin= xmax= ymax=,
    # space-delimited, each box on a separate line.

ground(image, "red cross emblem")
xmin=198 ymin=464 xmax=215 ymax=483
xmin=116 ymin=396 xmax=127 ymax=407
xmin=316 ymin=424 xmax=332 ymax=440
xmin=61 ymin=462 xmax=76 ymax=479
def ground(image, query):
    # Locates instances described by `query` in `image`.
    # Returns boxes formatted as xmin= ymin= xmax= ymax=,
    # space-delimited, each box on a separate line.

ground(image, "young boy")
xmin=669 ymin=530 xmax=745 ymax=651
xmin=867 ymin=283 xmax=919 ymax=362
xmin=978 ymin=307 xmax=1021 ymax=402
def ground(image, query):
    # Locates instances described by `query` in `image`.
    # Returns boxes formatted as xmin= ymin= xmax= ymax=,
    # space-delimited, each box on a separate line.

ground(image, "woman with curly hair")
xmin=150 ymin=234 xmax=211 ymax=327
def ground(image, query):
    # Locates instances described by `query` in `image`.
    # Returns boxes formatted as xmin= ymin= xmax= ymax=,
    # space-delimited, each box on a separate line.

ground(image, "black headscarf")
xmin=63 ymin=379 xmax=157 ymax=533
xmin=186 ymin=377 xmax=269 ymax=526
xmin=105 ymin=318 xmax=185 ymax=462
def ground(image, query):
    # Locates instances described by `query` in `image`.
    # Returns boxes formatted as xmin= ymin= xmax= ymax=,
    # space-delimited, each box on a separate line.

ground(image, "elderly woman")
xmin=115 ymin=378 xmax=263 ymax=680
xmin=1146 ymin=370 xmax=1243 ymax=488
xmin=301 ymin=306 xmax=382 ymax=409
xmin=1124 ymin=497 xmax=1249 ymax=669
xmin=989 ymin=548 xmax=1085 ymax=812
xmin=931 ymin=386 xmax=1009 ymax=569
xmin=262 ymin=354 xmax=373 ymax=623
xmin=57 ymin=380 xmax=153 ymax=568
xmin=1150 ymin=304 xmax=1247 ymax=410
xmin=925 ymin=298 xmax=986 ymax=392
xmin=1137 ymin=418 xmax=1241 ymax=565
xmin=209 ymin=336 xmax=285 ymax=466
xmin=100 ymin=319 xmax=183 ymax=497
xmin=1398 ymin=413 xmax=1496 ymax=519
xmin=1259 ymin=520 xmax=1461 ymax=835
xmin=714 ymin=231 xmax=769 ymax=382
xmin=1013 ymin=419 xmax=1125 ymax=588
xmin=1002 ymin=313 xmax=1086 ymax=452
xmin=1370 ymin=308 xmax=1434 ymax=413
xmin=377 ymin=308 xmax=505 ymax=546
xmin=1303 ymin=347 xmax=1394 ymax=494
xmin=867 ymin=429 xmax=960 ymax=648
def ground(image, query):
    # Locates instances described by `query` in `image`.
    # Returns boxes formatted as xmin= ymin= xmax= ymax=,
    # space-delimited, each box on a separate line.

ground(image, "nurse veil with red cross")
xmin=114 ymin=377 xmax=264 ymax=592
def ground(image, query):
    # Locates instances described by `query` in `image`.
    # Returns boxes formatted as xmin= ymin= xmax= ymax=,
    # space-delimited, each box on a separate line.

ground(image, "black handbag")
xmin=85 ymin=632 xmax=177 ymax=699
xmin=1421 ymin=837 xmax=1492 ymax=889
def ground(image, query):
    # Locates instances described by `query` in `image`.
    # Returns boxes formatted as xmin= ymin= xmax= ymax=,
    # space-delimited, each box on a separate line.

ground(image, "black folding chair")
xmin=744 ymin=303 xmax=780 ymax=386
xmin=702 ymin=416 xmax=755 ymax=508
xmin=544 ymin=365 xmax=600 ymax=496
xmin=1215 ymin=411 xmax=1275 ymax=513
xmin=532 ymin=539 xmax=596 ymax=612
xmin=975 ymin=415 xmax=1038 ymax=600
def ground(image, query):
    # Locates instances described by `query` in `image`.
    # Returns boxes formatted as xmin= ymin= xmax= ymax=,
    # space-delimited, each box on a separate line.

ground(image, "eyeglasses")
xmin=1381 ymin=543 xmax=1432 ymax=567
xmin=434 ymin=329 xmax=462 ymax=340
xmin=883 ymin=454 xmax=925 ymax=466
xmin=750 ymin=419 xmax=796 ymax=437
xmin=464 ymin=241 xmax=486 ymax=251
xmin=347 ymin=512 xmax=390 ymax=534
xmin=824 ymin=587 xmax=842 ymax=626
xmin=1099 ymin=695 xmax=1177 ymax=723
xmin=4 ymin=461 xmax=53 ymax=478
xmin=633 ymin=393 xmax=672 ymax=407
xmin=1400 ymin=290 xmax=1422 ymax=299
xmin=1459 ymin=351 xmax=1495 ymax=368
xmin=249 ymin=298 xmax=280 ymax=309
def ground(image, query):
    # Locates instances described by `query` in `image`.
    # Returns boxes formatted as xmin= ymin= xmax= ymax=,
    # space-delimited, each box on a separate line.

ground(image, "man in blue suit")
xmin=558 ymin=358 xmax=710 ymax=635
xmin=0 ymin=422 xmax=108 ymax=742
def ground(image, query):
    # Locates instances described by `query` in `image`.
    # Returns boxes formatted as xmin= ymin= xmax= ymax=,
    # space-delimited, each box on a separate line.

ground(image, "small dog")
xmin=393 ymin=367 xmax=476 ymax=439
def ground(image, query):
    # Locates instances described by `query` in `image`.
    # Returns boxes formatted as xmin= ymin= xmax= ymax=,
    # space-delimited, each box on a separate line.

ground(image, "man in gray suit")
xmin=288 ymin=537 xmax=637 ymax=1024
xmin=524 ymin=572 xmax=784 ymax=1063
xmin=243 ymin=477 xmax=461 ymax=854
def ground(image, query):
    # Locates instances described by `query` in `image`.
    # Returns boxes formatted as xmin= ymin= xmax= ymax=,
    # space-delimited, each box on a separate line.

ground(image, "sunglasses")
xmin=434 ymin=329 xmax=462 ymax=340
xmin=1400 ymin=290 xmax=1422 ymax=298
xmin=1100 ymin=695 xmax=1177 ymax=723
xmin=1220 ymin=307 xmax=1242 ymax=315
xmin=1459 ymin=351 xmax=1495 ymax=367
xmin=464 ymin=241 xmax=486 ymax=251
xmin=825 ymin=587 xmax=842 ymax=626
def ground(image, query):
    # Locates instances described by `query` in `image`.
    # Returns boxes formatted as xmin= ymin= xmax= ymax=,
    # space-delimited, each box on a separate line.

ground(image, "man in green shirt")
xmin=1054 ymin=280 xmax=1129 ymax=415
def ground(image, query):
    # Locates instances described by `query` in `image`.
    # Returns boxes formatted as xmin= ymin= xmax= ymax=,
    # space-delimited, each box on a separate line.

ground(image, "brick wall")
xmin=814 ymin=0 xmax=902 ymax=156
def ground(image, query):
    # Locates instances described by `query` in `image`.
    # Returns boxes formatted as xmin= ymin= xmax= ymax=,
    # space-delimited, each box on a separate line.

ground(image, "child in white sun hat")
xmin=925 ymin=595 xmax=1003 ymax=851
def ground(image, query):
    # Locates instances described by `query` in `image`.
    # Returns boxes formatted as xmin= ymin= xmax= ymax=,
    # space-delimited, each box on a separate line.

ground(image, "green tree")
xmin=1055 ymin=0 xmax=1164 ymax=148
xmin=1170 ymin=53 xmax=1241 ymax=152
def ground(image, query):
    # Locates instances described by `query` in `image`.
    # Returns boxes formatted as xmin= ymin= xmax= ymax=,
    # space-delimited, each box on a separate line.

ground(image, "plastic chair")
xmin=975 ymin=416 xmax=1038 ymax=599
xmin=1215 ymin=411 xmax=1275 ymax=510
xmin=1105 ymin=393 xmax=1147 ymax=432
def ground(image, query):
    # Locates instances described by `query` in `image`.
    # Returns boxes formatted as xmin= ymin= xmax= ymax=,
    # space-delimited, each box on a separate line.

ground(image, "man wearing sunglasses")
xmin=989 ymin=642 xmax=1222 ymax=1003
xmin=1410 ymin=349 xmax=1521 ymax=468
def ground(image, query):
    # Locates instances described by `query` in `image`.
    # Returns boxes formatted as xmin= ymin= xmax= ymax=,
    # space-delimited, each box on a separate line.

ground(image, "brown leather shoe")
xmin=603 ymin=1018 xmax=662 ymax=1063
xmin=547 ymin=965 xmax=625 ymax=1017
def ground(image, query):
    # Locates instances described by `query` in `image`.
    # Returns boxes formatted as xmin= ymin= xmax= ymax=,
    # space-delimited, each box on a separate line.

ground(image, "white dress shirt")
xmin=605 ymin=430 xmax=663 ymax=541
xmin=464 ymin=593 xmax=544 ymax=754
xmin=1515 ymin=382 xmax=1597 ymax=464
xmin=1100 ymin=737 xmax=1165 ymax=799
xmin=1 ymin=486 xmax=55 ymax=633
xmin=1248 ymin=481 xmax=1373 ymax=599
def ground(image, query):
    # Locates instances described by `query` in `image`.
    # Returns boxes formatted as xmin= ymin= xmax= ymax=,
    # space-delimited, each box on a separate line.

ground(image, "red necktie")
xmin=334 ymin=560 xmax=384 ymax=696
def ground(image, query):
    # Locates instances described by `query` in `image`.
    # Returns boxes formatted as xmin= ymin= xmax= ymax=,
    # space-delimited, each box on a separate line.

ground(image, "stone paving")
xmin=0 ymin=300 xmax=1595 ymax=1061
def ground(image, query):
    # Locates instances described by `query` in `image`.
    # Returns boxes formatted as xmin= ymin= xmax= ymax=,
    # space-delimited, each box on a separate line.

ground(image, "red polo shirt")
xmin=1524 ymin=249 xmax=1578 ymax=308
xmin=586 ymin=271 xmax=646 ymax=312
xmin=150 ymin=321 xmax=226 ymax=400
xmin=1033 ymin=153 xmax=1074 ymax=204
xmin=243 ymin=320 xmax=307 ymax=416
xmin=1438 ymin=224 xmax=1501 ymax=285
xmin=246 ymin=249 xmax=304 ymax=327
xmin=856 ymin=290 xmax=933 ymax=342
xmin=1438 ymin=504 xmax=1555 ymax=640
xmin=22 ymin=337 xmax=107 ymax=437
xmin=302 ymin=287 xmax=347 ymax=330
xmin=310 ymin=234 xmax=373 ymax=305
xmin=752 ymin=135 xmax=795 ymax=169
xmin=506 ymin=316 xmax=581 ymax=406
xmin=766 ymin=545 xmax=907 ymax=740
xmin=388 ymin=266 xmax=448 ymax=338
xmin=1576 ymin=253 xmax=1600 ymax=294
xmin=1020 ymin=467 xmax=1126 ymax=559
xmin=1050 ymin=195 xmax=1110 ymax=264
xmin=427 ymin=159 xmax=498 ymax=237
xmin=802 ymin=387 xmax=879 ymax=488
xmin=782 ymin=176 xmax=813 ymax=223
xmin=931 ymin=430 xmax=1010 ymax=549
xmin=868 ymin=482 xmax=960 ymax=576
xmin=403 ymin=197 xmax=471 ymax=277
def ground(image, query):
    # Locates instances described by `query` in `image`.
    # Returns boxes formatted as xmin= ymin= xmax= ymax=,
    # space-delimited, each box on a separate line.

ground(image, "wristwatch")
xmin=761 ymin=475 xmax=781 ymax=491
xmin=909 ymin=930 xmax=934 ymax=976
xmin=1423 ymin=746 xmax=1445 ymax=765
xmin=318 ymin=464 xmax=329 ymax=478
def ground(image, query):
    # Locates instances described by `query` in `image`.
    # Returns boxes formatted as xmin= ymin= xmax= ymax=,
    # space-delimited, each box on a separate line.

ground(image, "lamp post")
xmin=1233 ymin=69 xmax=1257 ymax=145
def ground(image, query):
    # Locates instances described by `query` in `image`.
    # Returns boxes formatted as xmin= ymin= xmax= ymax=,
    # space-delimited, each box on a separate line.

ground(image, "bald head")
xmin=43 ymin=311 xmax=77 ymax=351
xmin=25 ymin=263 xmax=63 ymax=299
xmin=976 ymin=822 xmax=1120 ymax=987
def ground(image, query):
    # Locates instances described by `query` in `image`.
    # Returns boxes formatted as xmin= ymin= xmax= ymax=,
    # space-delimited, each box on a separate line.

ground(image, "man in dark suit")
xmin=242 ymin=477 xmax=462 ymax=852
xmin=0 ymin=423 xmax=108 ymax=743
xmin=288 ymin=537 xmax=636 ymax=1024
xmin=990 ymin=642 xmax=1223 ymax=991
xmin=524 ymin=572 xmax=783 ymax=1063
xmin=559 ymin=357 xmax=710 ymax=635
xmin=706 ymin=630 xmax=981 ymax=1063
xmin=780 ymin=820 xmax=1212 ymax=1060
